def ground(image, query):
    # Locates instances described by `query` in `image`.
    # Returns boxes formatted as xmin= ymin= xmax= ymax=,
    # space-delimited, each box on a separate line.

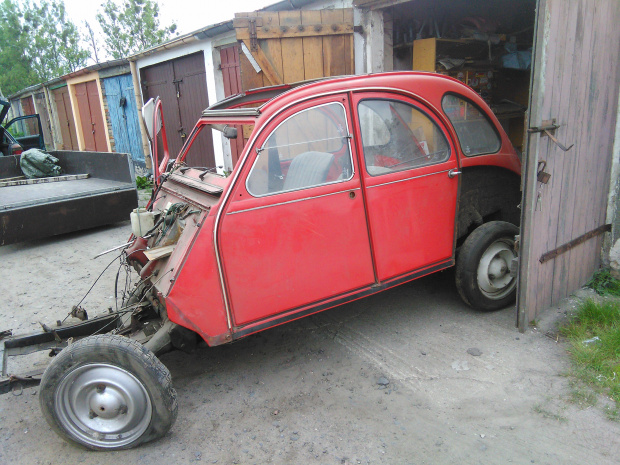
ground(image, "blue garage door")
xmin=103 ymin=74 xmax=145 ymax=166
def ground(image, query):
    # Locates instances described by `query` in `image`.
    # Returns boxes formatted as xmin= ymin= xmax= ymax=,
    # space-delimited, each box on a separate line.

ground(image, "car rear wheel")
xmin=455 ymin=221 xmax=519 ymax=311
xmin=39 ymin=334 xmax=177 ymax=450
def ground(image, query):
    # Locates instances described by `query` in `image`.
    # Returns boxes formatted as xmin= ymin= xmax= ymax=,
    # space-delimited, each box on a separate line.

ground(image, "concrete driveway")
xmin=1 ymin=222 xmax=618 ymax=464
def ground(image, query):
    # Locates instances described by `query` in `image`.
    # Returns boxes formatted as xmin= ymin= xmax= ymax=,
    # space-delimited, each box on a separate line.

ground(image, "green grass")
xmin=560 ymin=298 xmax=620 ymax=413
xmin=586 ymin=268 xmax=620 ymax=296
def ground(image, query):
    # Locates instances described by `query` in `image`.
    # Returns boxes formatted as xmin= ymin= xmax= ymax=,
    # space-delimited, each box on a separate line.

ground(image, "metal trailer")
xmin=0 ymin=151 xmax=138 ymax=246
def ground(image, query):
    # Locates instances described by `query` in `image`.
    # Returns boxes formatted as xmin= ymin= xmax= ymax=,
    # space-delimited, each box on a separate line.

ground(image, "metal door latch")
xmin=528 ymin=119 xmax=574 ymax=152
xmin=448 ymin=169 xmax=462 ymax=178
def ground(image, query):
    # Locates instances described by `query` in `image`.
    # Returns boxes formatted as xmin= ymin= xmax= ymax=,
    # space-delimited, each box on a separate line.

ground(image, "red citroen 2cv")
xmin=3 ymin=72 xmax=522 ymax=449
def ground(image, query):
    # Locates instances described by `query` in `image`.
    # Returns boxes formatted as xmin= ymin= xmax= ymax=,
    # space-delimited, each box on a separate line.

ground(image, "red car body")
xmin=139 ymin=71 xmax=521 ymax=347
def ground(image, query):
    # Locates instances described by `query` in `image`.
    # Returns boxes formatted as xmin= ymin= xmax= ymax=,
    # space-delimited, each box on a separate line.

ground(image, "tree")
xmin=97 ymin=0 xmax=177 ymax=60
xmin=25 ymin=1 xmax=90 ymax=79
xmin=0 ymin=0 xmax=89 ymax=96
xmin=0 ymin=0 xmax=38 ymax=96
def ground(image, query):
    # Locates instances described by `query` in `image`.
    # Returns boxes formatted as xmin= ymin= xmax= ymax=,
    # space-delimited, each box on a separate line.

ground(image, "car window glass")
xmin=442 ymin=94 xmax=500 ymax=156
xmin=358 ymin=99 xmax=450 ymax=176
xmin=6 ymin=116 xmax=40 ymax=139
xmin=247 ymin=102 xmax=353 ymax=196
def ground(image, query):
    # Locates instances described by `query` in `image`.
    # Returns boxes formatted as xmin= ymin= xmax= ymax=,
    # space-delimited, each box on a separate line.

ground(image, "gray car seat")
xmin=283 ymin=151 xmax=335 ymax=191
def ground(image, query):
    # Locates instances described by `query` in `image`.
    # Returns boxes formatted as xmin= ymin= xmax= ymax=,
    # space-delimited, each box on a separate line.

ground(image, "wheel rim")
xmin=476 ymin=238 xmax=516 ymax=300
xmin=55 ymin=363 xmax=152 ymax=448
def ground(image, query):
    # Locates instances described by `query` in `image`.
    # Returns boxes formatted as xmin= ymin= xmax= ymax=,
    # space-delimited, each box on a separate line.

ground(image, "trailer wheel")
xmin=455 ymin=221 xmax=518 ymax=311
xmin=39 ymin=334 xmax=177 ymax=450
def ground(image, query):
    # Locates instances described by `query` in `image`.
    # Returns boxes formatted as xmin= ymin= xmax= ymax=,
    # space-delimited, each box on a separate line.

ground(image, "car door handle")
xmin=448 ymin=169 xmax=462 ymax=178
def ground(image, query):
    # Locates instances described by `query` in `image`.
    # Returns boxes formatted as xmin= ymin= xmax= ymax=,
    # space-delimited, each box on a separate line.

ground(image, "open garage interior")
xmin=360 ymin=0 xmax=620 ymax=328
xmin=387 ymin=0 xmax=536 ymax=154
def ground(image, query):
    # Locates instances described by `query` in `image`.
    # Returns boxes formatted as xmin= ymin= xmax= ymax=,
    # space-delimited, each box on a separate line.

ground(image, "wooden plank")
xmin=236 ymin=23 xmax=354 ymax=40
xmin=257 ymin=11 xmax=284 ymax=83
xmin=344 ymin=8 xmax=355 ymax=74
xmin=301 ymin=10 xmax=324 ymax=80
xmin=560 ymin=0 xmax=597 ymax=298
xmin=535 ymin=0 xmax=572 ymax=311
xmin=239 ymin=47 xmax=266 ymax=91
xmin=321 ymin=9 xmax=346 ymax=76
xmin=241 ymin=39 xmax=283 ymax=85
xmin=279 ymin=10 xmax=305 ymax=83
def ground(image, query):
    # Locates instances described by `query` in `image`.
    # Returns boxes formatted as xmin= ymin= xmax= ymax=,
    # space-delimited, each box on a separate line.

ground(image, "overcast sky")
xmin=51 ymin=0 xmax=278 ymax=62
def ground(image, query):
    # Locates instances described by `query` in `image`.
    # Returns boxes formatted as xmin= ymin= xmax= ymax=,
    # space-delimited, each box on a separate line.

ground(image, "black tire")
xmin=455 ymin=221 xmax=519 ymax=311
xmin=39 ymin=334 xmax=177 ymax=450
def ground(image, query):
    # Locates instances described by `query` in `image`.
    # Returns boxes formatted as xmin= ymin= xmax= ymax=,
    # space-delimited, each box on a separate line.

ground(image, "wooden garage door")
xmin=103 ymin=74 xmax=145 ymax=165
xmin=233 ymin=8 xmax=354 ymax=89
xmin=34 ymin=92 xmax=53 ymax=149
xmin=52 ymin=86 xmax=78 ymax=150
xmin=140 ymin=52 xmax=215 ymax=168
xmin=517 ymin=0 xmax=620 ymax=328
xmin=20 ymin=95 xmax=37 ymax=135
xmin=75 ymin=81 xmax=107 ymax=152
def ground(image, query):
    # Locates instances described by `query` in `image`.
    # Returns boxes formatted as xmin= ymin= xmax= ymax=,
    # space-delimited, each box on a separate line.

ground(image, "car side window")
xmin=358 ymin=99 xmax=450 ymax=176
xmin=247 ymin=102 xmax=353 ymax=196
xmin=441 ymin=94 xmax=501 ymax=156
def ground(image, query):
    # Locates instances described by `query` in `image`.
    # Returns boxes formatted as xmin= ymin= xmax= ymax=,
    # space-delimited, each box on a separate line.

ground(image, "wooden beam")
xmin=241 ymin=39 xmax=283 ymax=85
xmin=236 ymin=23 xmax=354 ymax=40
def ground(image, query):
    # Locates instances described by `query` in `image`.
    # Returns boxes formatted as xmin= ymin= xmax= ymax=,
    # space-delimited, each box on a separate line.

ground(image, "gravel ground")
xmin=1 ymin=222 xmax=619 ymax=464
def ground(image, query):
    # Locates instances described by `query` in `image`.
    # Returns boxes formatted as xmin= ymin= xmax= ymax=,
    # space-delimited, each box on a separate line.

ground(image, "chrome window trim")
xmin=366 ymin=169 xmax=451 ymax=188
xmin=245 ymin=101 xmax=355 ymax=198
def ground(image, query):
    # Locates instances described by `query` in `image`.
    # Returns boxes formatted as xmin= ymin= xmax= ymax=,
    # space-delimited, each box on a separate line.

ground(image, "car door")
xmin=219 ymin=94 xmax=375 ymax=326
xmin=352 ymin=92 xmax=459 ymax=282
xmin=3 ymin=115 xmax=45 ymax=153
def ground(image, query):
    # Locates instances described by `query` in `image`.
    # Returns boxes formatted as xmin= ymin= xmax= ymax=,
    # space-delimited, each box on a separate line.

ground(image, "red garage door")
xmin=75 ymin=81 xmax=107 ymax=152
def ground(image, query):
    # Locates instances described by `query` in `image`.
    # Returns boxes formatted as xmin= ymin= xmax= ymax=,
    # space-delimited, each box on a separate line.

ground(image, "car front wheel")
xmin=39 ymin=334 xmax=177 ymax=450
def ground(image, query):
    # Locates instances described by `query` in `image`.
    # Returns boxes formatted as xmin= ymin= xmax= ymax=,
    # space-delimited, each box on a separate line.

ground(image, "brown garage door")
xmin=52 ymin=86 xmax=79 ymax=150
xmin=140 ymin=52 xmax=215 ymax=168
xmin=75 ymin=80 xmax=107 ymax=152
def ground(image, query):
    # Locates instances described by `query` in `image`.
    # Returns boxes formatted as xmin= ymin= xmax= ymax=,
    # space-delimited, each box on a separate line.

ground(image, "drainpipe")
xmin=130 ymin=60 xmax=152 ymax=170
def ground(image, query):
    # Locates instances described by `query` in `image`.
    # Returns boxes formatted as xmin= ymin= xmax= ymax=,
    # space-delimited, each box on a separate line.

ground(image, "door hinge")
xmin=249 ymin=18 xmax=258 ymax=51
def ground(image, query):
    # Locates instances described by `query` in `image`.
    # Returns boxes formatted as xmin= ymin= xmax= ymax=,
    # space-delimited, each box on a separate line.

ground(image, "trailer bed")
xmin=0 ymin=151 xmax=138 ymax=246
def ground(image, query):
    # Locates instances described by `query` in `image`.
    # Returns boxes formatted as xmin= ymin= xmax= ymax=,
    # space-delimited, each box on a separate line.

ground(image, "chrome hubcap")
xmin=476 ymin=239 xmax=516 ymax=300
xmin=55 ymin=364 xmax=152 ymax=448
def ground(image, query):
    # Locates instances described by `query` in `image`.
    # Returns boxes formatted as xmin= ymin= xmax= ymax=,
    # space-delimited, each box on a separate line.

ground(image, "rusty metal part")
xmin=1 ymin=314 xmax=120 ymax=378
xmin=70 ymin=306 xmax=88 ymax=321
xmin=540 ymin=224 xmax=611 ymax=263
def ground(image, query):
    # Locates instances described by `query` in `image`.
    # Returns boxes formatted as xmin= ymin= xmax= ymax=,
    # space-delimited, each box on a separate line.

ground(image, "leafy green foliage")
xmin=0 ymin=0 xmax=38 ymax=96
xmin=586 ymin=268 xmax=620 ymax=296
xmin=96 ymin=0 xmax=177 ymax=60
xmin=135 ymin=175 xmax=153 ymax=189
xmin=0 ymin=0 xmax=89 ymax=96
xmin=561 ymin=299 xmax=620 ymax=412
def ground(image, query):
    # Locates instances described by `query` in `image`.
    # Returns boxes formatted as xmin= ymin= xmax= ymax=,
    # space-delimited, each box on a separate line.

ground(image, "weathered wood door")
xmin=20 ymin=95 xmax=37 ymax=135
xmin=220 ymin=44 xmax=244 ymax=166
xmin=233 ymin=8 xmax=354 ymax=89
xmin=518 ymin=0 xmax=620 ymax=328
xmin=140 ymin=52 xmax=215 ymax=168
xmin=103 ymin=74 xmax=145 ymax=165
xmin=74 ymin=81 xmax=107 ymax=152
xmin=52 ymin=86 xmax=78 ymax=150
xmin=34 ymin=92 xmax=53 ymax=149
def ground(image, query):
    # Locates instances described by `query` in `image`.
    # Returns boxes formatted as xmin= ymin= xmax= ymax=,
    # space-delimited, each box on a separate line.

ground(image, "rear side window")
xmin=358 ymin=99 xmax=450 ymax=176
xmin=442 ymin=94 xmax=500 ymax=156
